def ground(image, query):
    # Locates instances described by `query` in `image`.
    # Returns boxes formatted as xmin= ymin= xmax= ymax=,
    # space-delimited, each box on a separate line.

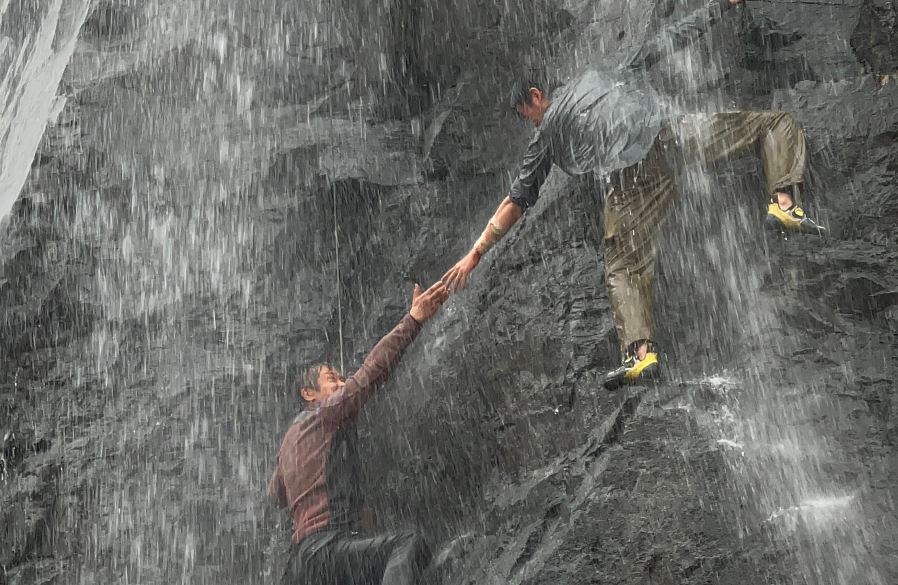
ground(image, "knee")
xmin=398 ymin=531 xmax=431 ymax=569
xmin=766 ymin=110 xmax=800 ymax=128
xmin=410 ymin=532 xmax=432 ymax=564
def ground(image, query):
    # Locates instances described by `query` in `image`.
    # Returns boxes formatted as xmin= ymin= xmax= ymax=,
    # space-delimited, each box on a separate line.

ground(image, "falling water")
xmin=661 ymin=25 xmax=885 ymax=584
xmin=1 ymin=0 xmax=896 ymax=584
xmin=0 ymin=0 xmax=91 ymax=224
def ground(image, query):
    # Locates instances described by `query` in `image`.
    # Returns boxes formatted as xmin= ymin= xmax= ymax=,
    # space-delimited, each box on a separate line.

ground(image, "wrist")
xmin=473 ymin=221 xmax=507 ymax=257
xmin=470 ymin=249 xmax=483 ymax=263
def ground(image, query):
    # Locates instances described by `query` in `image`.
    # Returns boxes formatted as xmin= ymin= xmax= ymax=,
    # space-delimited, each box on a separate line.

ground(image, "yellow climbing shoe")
xmin=603 ymin=351 xmax=660 ymax=390
xmin=765 ymin=203 xmax=827 ymax=235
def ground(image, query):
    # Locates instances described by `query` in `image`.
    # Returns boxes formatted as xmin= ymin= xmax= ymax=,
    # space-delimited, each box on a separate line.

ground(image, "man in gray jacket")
xmin=443 ymin=0 xmax=825 ymax=389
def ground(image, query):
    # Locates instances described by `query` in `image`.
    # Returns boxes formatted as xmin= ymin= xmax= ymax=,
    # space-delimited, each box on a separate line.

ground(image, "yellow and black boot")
xmin=603 ymin=341 xmax=661 ymax=390
xmin=765 ymin=201 xmax=827 ymax=235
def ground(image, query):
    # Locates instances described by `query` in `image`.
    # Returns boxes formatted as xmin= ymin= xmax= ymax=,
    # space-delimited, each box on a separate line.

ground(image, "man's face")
xmin=302 ymin=365 xmax=345 ymax=404
xmin=516 ymin=88 xmax=550 ymax=127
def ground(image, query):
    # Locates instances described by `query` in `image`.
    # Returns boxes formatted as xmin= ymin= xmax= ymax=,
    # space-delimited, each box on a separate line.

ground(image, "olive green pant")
xmin=603 ymin=110 xmax=807 ymax=356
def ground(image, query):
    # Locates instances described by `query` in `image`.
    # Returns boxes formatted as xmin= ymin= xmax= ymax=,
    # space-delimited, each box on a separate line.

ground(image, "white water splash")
xmin=767 ymin=494 xmax=857 ymax=524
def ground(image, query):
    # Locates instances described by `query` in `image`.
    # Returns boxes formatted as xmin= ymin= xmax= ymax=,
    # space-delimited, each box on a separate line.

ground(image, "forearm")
xmin=320 ymin=314 xmax=421 ymax=424
xmin=471 ymin=197 xmax=524 ymax=259
xmin=359 ymin=314 xmax=421 ymax=384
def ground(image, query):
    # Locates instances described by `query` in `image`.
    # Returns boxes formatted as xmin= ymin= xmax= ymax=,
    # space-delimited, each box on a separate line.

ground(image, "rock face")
xmin=1 ymin=0 xmax=897 ymax=584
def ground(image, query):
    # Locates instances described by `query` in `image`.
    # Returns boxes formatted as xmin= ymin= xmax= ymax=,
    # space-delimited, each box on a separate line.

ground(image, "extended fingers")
xmin=443 ymin=268 xmax=457 ymax=285
xmin=424 ymin=280 xmax=446 ymax=296
xmin=433 ymin=286 xmax=449 ymax=306
xmin=446 ymin=269 xmax=461 ymax=293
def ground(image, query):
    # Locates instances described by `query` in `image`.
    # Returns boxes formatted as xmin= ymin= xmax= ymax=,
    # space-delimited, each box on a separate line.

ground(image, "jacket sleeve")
xmin=317 ymin=313 xmax=422 ymax=426
xmin=627 ymin=0 xmax=738 ymax=71
xmin=509 ymin=130 xmax=553 ymax=210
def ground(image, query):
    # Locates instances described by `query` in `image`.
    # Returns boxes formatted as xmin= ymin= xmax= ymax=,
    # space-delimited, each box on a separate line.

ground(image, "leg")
xmin=669 ymin=110 xmax=806 ymax=200
xmin=282 ymin=531 xmax=429 ymax=585
xmin=281 ymin=535 xmax=338 ymax=585
xmin=667 ymin=111 xmax=825 ymax=233
xmin=379 ymin=531 xmax=430 ymax=585
xmin=333 ymin=530 xmax=429 ymax=585
xmin=603 ymin=141 xmax=679 ymax=358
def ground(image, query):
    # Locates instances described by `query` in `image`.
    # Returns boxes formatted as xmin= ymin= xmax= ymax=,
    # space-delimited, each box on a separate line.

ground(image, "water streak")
xmin=0 ymin=0 xmax=91 ymax=224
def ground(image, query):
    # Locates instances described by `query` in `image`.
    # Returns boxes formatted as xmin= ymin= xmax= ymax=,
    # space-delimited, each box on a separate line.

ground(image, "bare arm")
xmin=493 ymin=197 xmax=525 ymax=234
xmin=442 ymin=196 xmax=524 ymax=292
xmin=443 ymin=126 xmax=552 ymax=294
xmin=475 ymin=197 xmax=524 ymax=259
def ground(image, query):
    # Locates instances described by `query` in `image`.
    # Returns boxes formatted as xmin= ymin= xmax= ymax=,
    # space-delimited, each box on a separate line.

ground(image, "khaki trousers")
xmin=602 ymin=110 xmax=807 ymax=355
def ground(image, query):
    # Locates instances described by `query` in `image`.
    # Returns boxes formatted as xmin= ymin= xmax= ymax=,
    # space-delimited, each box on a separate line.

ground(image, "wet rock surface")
xmin=1 ymin=0 xmax=897 ymax=583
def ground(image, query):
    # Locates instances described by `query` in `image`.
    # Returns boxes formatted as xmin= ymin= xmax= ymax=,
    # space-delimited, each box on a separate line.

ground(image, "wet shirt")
xmin=267 ymin=314 xmax=421 ymax=544
xmin=509 ymin=0 xmax=737 ymax=210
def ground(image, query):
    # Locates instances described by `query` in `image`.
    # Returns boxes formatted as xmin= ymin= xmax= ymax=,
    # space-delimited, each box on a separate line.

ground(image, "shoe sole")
xmin=764 ymin=214 xmax=828 ymax=236
xmin=603 ymin=362 xmax=661 ymax=391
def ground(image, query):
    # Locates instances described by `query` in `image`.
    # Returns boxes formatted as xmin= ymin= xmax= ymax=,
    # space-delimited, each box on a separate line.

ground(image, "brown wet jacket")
xmin=268 ymin=314 xmax=421 ymax=544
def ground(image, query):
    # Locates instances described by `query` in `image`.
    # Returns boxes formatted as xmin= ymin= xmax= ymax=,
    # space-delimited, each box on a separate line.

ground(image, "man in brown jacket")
xmin=269 ymin=280 xmax=449 ymax=585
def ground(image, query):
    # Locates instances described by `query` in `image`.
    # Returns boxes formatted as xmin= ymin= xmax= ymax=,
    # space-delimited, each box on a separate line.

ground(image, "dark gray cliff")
xmin=1 ymin=0 xmax=897 ymax=584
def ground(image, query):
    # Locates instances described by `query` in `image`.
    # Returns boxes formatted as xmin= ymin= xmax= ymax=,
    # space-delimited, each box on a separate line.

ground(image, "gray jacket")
xmin=510 ymin=0 xmax=738 ymax=209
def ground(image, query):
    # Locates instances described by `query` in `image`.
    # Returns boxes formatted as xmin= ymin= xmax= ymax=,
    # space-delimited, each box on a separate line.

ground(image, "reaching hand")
xmin=409 ymin=280 xmax=450 ymax=324
xmin=442 ymin=251 xmax=481 ymax=293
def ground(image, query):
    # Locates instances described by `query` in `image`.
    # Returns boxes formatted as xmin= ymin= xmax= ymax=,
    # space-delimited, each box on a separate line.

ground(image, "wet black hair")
xmin=299 ymin=362 xmax=333 ymax=404
xmin=508 ymin=68 xmax=562 ymax=111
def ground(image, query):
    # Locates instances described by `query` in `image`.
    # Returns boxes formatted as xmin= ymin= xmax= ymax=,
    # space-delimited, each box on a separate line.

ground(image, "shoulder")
xmin=277 ymin=408 xmax=330 ymax=452
xmin=564 ymin=69 xmax=602 ymax=89
xmin=281 ymin=409 xmax=320 ymax=441
xmin=291 ymin=410 xmax=314 ymax=426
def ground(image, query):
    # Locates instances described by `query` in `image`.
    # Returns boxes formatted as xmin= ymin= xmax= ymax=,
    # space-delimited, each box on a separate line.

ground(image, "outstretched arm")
xmin=317 ymin=281 xmax=449 ymax=425
xmin=628 ymin=0 xmax=743 ymax=71
xmin=442 ymin=196 xmax=524 ymax=292
xmin=443 ymin=130 xmax=552 ymax=292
